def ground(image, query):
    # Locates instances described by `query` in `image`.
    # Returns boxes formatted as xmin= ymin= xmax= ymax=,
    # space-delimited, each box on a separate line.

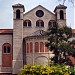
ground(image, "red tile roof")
xmin=0 ymin=29 xmax=13 ymax=34
xmin=0 ymin=29 xmax=74 ymax=35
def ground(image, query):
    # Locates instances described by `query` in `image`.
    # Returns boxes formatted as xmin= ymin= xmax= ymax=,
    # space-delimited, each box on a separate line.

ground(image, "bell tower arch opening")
xmin=16 ymin=9 xmax=20 ymax=19
xmin=60 ymin=10 xmax=64 ymax=20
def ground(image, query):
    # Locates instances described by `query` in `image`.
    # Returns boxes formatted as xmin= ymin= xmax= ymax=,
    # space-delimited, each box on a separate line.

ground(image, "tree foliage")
xmin=46 ymin=23 xmax=75 ymax=65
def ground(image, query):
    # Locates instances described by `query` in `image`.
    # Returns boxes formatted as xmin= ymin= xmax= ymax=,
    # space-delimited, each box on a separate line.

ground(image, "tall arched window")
xmin=40 ymin=42 xmax=44 ymax=52
xmin=35 ymin=42 xmax=39 ymax=52
xmin=30 ymin=42 xmax=33 ymax=53
xmin=16 ymin=9 xmax=20 ymax=19
xmin=27 ymin=43 xmax=29 ymax=53
xmin=60 ymin=10 xmax=64 ymax=20
xmin=23 ymin=20 xmax=31 ymax=27
xmin=36 ymin=20 xmax=44 ymax=27
xmin=45 ymin=42 xmax=48 ymax=52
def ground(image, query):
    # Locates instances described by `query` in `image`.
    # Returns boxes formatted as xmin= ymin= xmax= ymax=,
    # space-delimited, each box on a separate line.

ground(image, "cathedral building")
xmin=0 ymin=3 xmax=74 ymax=75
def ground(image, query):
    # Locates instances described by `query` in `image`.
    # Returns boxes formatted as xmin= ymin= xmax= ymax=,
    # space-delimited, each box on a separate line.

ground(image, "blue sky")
xmin=0 ymin=0 xmax=74 ymax=29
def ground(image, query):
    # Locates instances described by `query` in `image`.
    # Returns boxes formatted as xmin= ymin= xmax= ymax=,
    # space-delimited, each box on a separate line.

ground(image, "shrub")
xmin=18 ymin=64 xmax=75 ymax=75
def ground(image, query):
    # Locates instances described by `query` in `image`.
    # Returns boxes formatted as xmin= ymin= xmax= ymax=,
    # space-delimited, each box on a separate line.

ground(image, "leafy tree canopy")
xmin=46 ymin=23 xmax=75 ymax=65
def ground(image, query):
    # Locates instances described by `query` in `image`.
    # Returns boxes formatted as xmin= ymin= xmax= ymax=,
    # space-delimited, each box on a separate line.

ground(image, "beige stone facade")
xmin=0 ymin=3 xmax=71 ymax=75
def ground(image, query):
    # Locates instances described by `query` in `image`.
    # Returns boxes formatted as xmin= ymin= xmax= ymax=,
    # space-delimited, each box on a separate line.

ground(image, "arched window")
xmin=60 ymin=10 xmax=64 ymax=20
xmin=36 ymin=20 xmax=44 ymax=27
xmin=40 ymin=42 xmax=44 ymax=52
xmin=16 ymin=9 xmax=20 ymax=19
xmin=30 ymin=42 xmax=33 ymax=53
xmin=27 ymin=43 xmax=29 ymax=53
xmin=45 ymin=42 xmax=48 ymax=52
xmin=23 ymin=20 xmax=31 ymax=27
xmin=48 ymin=20 xmax=56 ymax=28
xmin=2 ymin=43 xmax=11 ymax=54
xmin=35 ymin=42 xmax=39 ymax=52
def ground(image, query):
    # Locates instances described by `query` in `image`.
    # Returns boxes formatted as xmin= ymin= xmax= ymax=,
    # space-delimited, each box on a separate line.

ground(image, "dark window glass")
xmin=36 ymin=20 xmax=44 ymax=27
xmin=53 ymin=22 xmax=56 ymax=27
xmin=16 ymin=10 xmax=20 ymax=19
xmin=48 ymin=21 xmax=56 ymax=28
xmin=4 ymin=46 xmax=6 ymax=53
xmin=48 ymin=22 xmax=52 ymax=26
xmin=23 ymin=20 xmax=31 ymax=27
xmin=41 ymin=21 xmax=44 ymax=27
xmin=36 ymin=10 xmax=44 ymax=17
xmin=36 ymin=21 xmax=39 ymax=27
xmin=48 ymin=21 xmax=53 ymax=28
xmin=3 ymin=44 xmax=11 ymax=53
xmin=60 ymin=10 xmax=64 ymax=20
xmin=28 ymin=21 xmax=31 ymax=27
xmin=23 ymin=21 xmax=27 ymax=26
xmin=7 ymin=46 xmax=10 ymax=53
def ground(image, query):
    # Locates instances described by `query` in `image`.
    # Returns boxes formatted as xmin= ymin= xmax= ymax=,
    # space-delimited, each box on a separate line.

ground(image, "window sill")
xmin=3 ymin=53 xmax=11 ymax=54
xmin=23 ymin=26 xmax=32 ymax=28
xmin=35 ymin=26 xmax=44 ymax=28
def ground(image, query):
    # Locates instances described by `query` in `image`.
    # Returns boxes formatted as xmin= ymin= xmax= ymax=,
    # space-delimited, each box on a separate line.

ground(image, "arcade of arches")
xmin=24 ymin=36 xmax=49 ymax=53
xmin=26 ymin=42 xmax=48 ymax=53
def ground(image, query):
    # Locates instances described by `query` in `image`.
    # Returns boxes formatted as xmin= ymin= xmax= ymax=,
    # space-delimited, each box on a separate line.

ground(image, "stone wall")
xmin=24 ymin=36 xmax=54 ymax=65
xmin=0 ymin=34 xmax=12 ymax=73
xmin=23 ymin=6 xmax=55 ymax=37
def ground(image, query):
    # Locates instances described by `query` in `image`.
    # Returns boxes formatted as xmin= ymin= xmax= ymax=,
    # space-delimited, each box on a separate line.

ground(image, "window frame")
xmin=23 ymin=20 xmax=32 ymax=27
xmin=36 ymin=20 xmax=44 ymax=27
xmin=30 ymin=42 xmax=33 ymax=53
xmin=2 ymin=43 xmax=11 ymax=54
xmin=36 ymin=10 xmax=44 ymax=17
xmin=16 ymin=9 xmax=20 ymax=19
xmin=35 ymin=42 xmax=39 ymax=52
xmin=60 ymin=10 xmax=64 ymax=20
xmin=40 ymin=42 xmax=44 ymax=52
xmin=48 ymin=20 xmax=56 ymax=28
xmin=27 ymin=43 xmax=29 ymax=53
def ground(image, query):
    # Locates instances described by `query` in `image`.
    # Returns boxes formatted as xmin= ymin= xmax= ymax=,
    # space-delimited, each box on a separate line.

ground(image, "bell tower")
xmin=54 ymin=4 xmax=67 ymax=27
xmin=12 ymin=3 xmax=25 ymax=74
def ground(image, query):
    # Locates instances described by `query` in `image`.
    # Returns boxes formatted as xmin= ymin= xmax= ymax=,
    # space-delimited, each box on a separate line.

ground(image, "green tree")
xmin=46 ymin=23 xmax=75 ymax=65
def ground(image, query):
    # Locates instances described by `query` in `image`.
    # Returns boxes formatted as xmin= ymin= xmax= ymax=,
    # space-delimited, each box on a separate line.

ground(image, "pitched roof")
xmin=12 ymin=3 xmax=24 ymax=7
xmin=12 ymin=3 xmax=25 ymax=12
xmin=56 ymin=4 xmax=67 ymax=8
xmin=24 ymin=5 xmax=55 ymax=16
xmin=54 ymin=4 xmax=67 ymax=12
xmin=30 ymin=30 xmax=46 ymax=36
xmin=24 ymin=30 xmax=47 ymax=39
xmin=0 ymin=29 xmax=13 ymax=34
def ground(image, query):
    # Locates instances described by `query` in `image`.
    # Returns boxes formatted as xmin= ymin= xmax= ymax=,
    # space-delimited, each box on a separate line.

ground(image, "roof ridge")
xmin=24 ymin=5 xmax=54 ymax=16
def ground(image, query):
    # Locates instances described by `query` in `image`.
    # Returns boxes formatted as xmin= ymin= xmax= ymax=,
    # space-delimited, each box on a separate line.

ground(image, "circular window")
xmin=36 ymin=10 xmax=44 ymax=17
